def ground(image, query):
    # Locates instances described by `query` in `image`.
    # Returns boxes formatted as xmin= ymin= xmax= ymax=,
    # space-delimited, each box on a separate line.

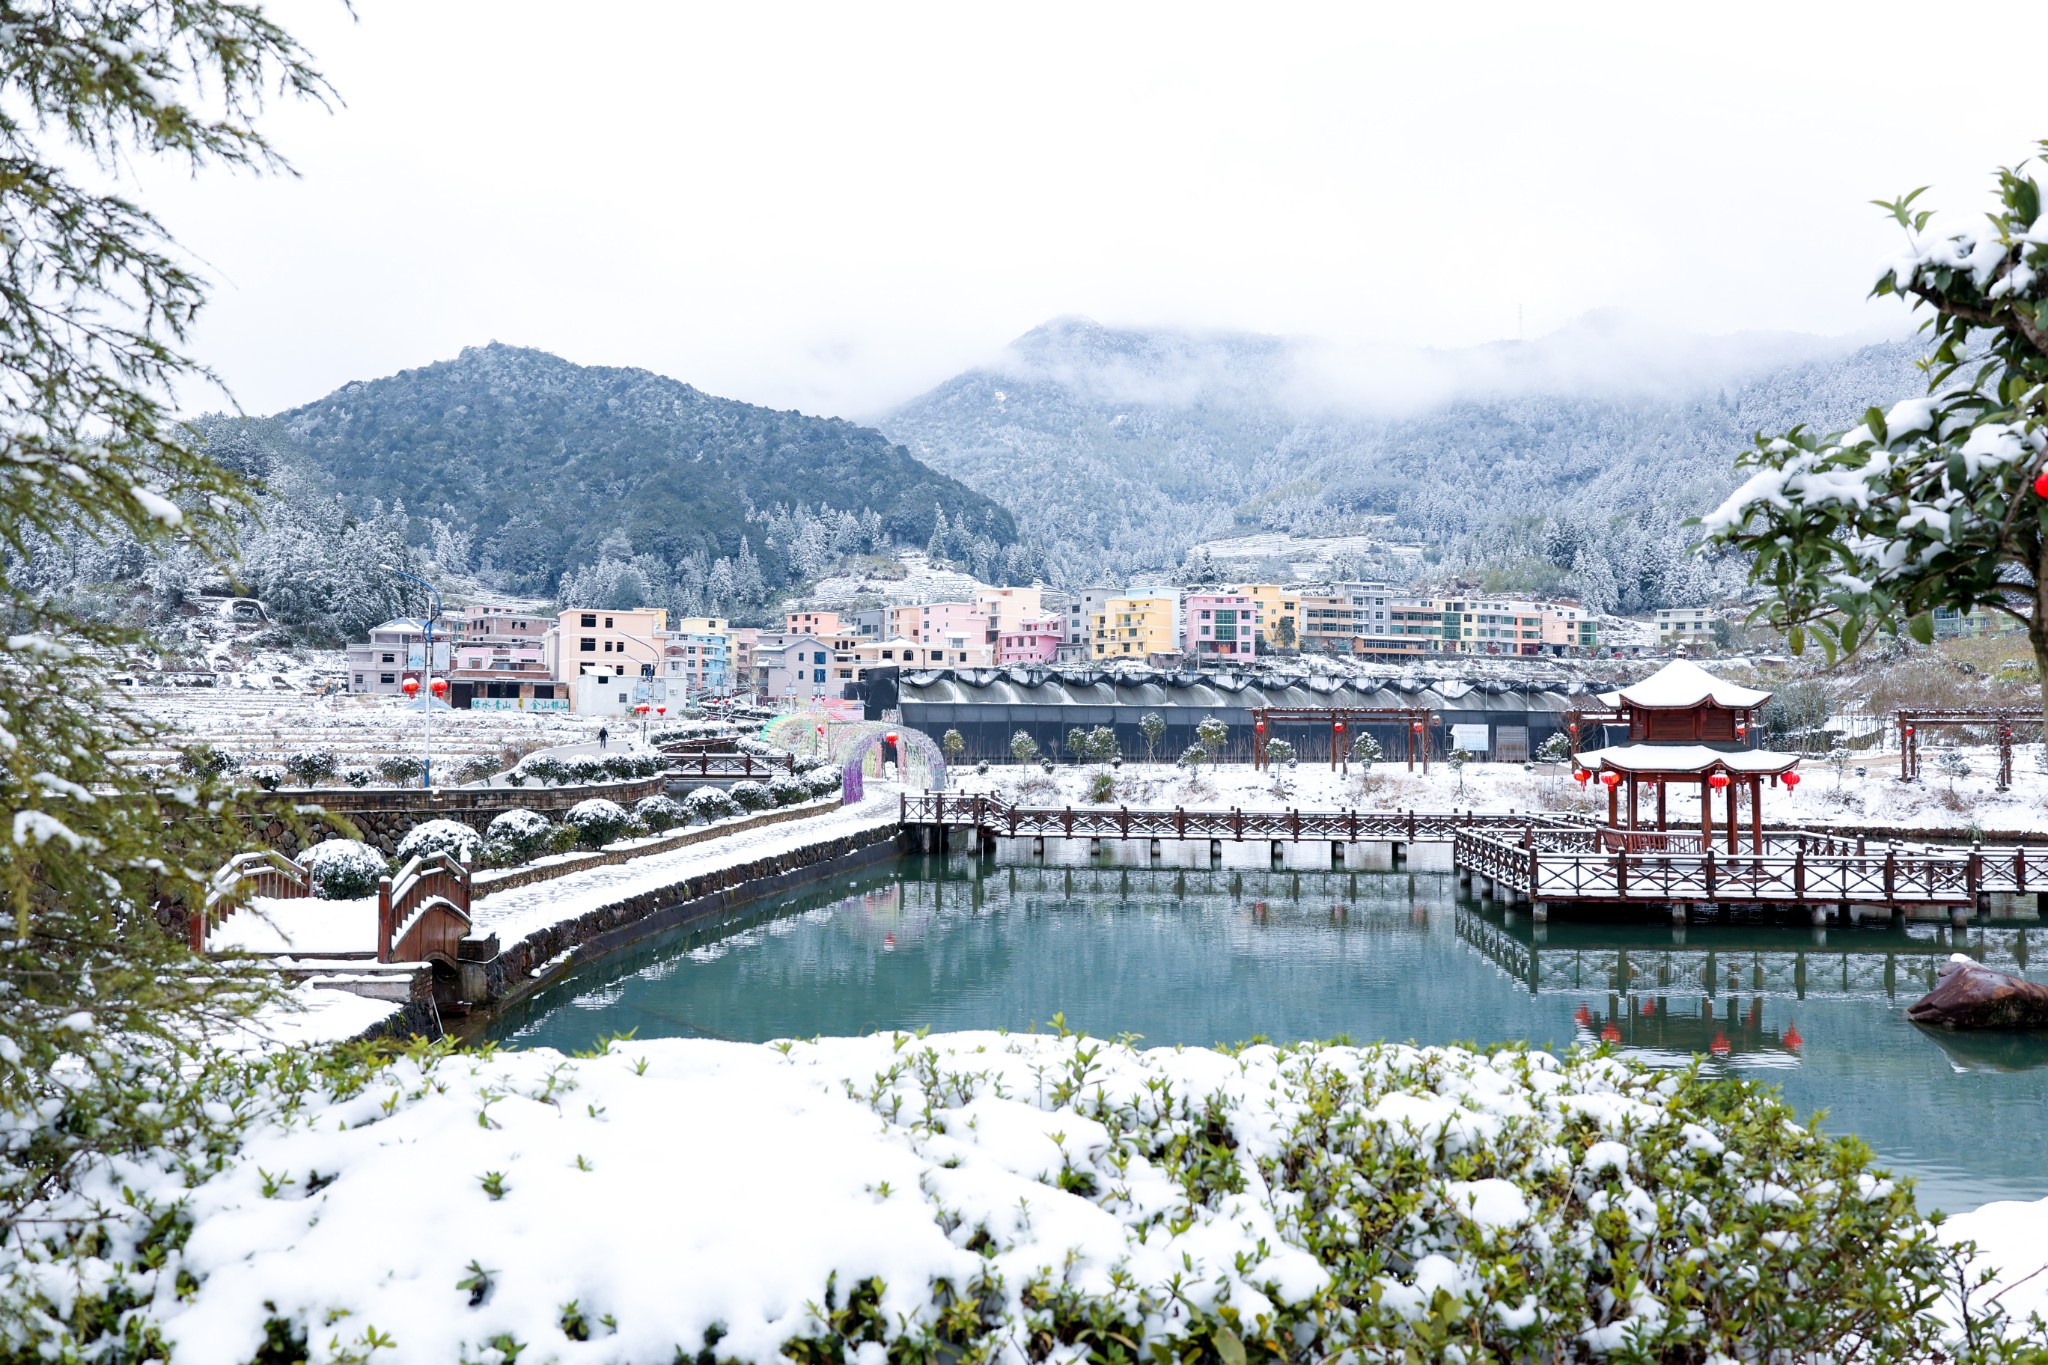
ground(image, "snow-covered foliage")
xmin=2 ymin=1035 xmax=2034 ymax=1365
xmin=563 ymin=798 xmax=632 ymax=849
xmin=634 ymin=794 xmax=686 ymax=832
xmin=729 ymin=780 xmax=774 ymax=812
xmin=767 ymin=773 xmax=811 ymax=806
xmin=483 ymin=808 xmax=556 ymax=866
xmin=393 ymin=818 xmax=482 ymax=867
xmin=300 ymin=839 xmax=386 ymax=899
xmin=683 ymin=788 xmax=743 ymax=824
xmin=804 ymin=764 xmax=843 ymax=798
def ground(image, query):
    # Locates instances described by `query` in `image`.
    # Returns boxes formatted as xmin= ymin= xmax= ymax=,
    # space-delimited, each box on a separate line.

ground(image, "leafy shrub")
xmin=729 ymin=780 xmax=773 ymax=812
xmin=1009 ymin=730 xmax=1039 ymax=764
xmin=394 ymin=818 xmax=483 ymax=867
xmin=377 ymin=754 xmax=425 ymax=785
xmin=245 ymin=763 xmax=285 ymax=792
xmin=483 ymin=808 xmax=555 ymax=867
xmin=452 ymin=755 xmax=501 ymax=784
xmin=1534 ymin=731 xmax=1572 ymax=764
xmin=634 ymin=794 xmax=686 ymax=832
xmin=767 ymin=774 xmax=810 ymax=806
xmin=564 ymin=798 xmax=633 ymax=849
xmin=1265 ymin=738 xmax=1296 ymax=766
xmin=516 ymin=755 xmax=570 ymax=786
xmin=1085 ymin=771 xmax=1116 ymax=803
xmin=1177 ymin=742 xmax=1207 ymax=770
xmin=282 ymin=749 xmax=339 ymax=786
xmin=176 ymin=745 xmax=239 ymax=780
xmin=341 ymin=768 xmax=373 ymax=788
xmin=683 ymin=788 xmax=743 ymax=824
xmin=806 ymin=765 xmax=843 ymax=797
xmin=1351 ymin=730 xmax=1384 ymax=764
xmin=301 ymin=839 xmax=386 ymax=899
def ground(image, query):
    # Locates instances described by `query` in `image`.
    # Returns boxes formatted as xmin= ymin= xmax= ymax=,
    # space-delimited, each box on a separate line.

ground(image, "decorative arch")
xmin=836 ymin=722 xmax=949 ymax=792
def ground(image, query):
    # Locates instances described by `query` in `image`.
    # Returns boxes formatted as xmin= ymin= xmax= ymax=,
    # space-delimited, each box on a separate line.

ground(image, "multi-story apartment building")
xmin=996 ymin=613 xmax=1063 ymax=665
xmin=446 ymin=606 xmax=555 ymax=708
xmin=786 ymin=610 xmax=841 ymax=638
xmin=891 ymin=600 xmax=988 ymax=645
xmin=662 ymin=630 xmax=731 ymax=695
xmin=730 ymin=627 xmax=761 ymax=689
xmin=544 ymin=607 xmax=667 ymax=683
xmin=346 ymin=618 xmax=454 ymax=695
xmin=849 ymin=607 xmax=889 ymax=641
xmin=1656 ymin=606 xmax=1716 ymax=646
xmin=1064 ymin=587 xmax=1118 ymax=648
xmin=1539 ymin=601 xmax=1597 ymax=653
xmin=1227 ymin=584 xmax=1302 ymax=648
xmin=1092 ymin=592 xmax=1180 ymax=660
xmin=1297 ymin=593 xmax=1359 ymax=652
xmin=752 ymin=634 xmax=835 ymax=701
xmin=973 ymin=586 xmax=1042 ymax=645
xmin=1183 ymin=593 xmax=1257 ymax=659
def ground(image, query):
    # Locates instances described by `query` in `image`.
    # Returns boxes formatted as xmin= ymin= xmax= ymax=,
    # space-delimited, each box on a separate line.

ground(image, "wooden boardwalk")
xmin=901 ymin=793 xmax=1580 ymax=845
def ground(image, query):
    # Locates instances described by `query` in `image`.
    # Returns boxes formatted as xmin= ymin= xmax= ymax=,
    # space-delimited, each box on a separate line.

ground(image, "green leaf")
xmin=1214 ymin=1328 xmax=1247 ymax=1365
xmin=1787 ymin=625 xmax=1805 ymax=656
xmin=1908 ymin=612 xmax=1935 ymax=645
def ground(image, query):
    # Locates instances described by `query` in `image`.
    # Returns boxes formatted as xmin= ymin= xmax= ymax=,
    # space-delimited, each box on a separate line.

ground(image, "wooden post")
xmin=1627 ymin=773 xmax=1639 ymax=831
xmin=1749 ymin=776 xmax=1763 ymax=854
xmin=376 ymin=876 xmax=394 ymax=964
xmin=1607 ymin=779 xmax=1618 ymax=828
xmin=1704 ymin=848 xmax=1716 ymax=901
xmin=1701 ymin=776 xmax=1713 ymax=846
xmin=1656 ymin=780 xmax=1667 ymax=832
xmin=1725 ymin=778 xmax=1738 ymax=856
xmin=1794 ymin=845 xmax=1806 ymax=901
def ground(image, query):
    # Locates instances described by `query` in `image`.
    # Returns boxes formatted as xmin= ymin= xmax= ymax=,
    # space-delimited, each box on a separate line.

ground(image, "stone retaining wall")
xmin=473 ymin=820 xmax=904 ymax=1011
xmin=474 ymin=797 xmax=843 ymax=896
xmin=245 ymin=776 xmax=668 ymax=856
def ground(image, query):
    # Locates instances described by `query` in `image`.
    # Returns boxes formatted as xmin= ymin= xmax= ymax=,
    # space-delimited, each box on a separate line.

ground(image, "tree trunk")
xmin=2035 ymin=562 xmax=2048 ymax=744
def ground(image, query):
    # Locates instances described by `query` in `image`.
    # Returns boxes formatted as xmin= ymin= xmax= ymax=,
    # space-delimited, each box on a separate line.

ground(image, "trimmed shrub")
xmin=634 ymin=794 xmax=686 ymax=832
xmin=245 ymin=763 xmax=285 ymax=792
xmin=729 ymin=780 xmax=773 ymax=812
xmin=452 ymin=755 xmax=501 ymax=784
xmin=564 ymin=798 xmax=633 ymax=849
xmin=806 ymin=765 xmax=843 ymax=797
xmin=176 ymin=745 xmax=239 ymax=780
xmin=394 ymin=818 xmax=483 ymax=867
xmin=341 ymin=768 xmax=373 ymax=788
xmin=1265 ymin=738 xmax=1296 ymax=766
xmin=377 ymin=754 xmax=425 ymax=785
xmin=283 ymin=748 xmax=340 ymax=786
xmin=483 ymin=808 xmax=554 ymax=867
xmin=767 ymin=773 xmax=810 ymax=806
xmin=517 ymin=755 xmax=570 ymax=786
xmin=683 ymin=788 xmax=742 ymax=825
xmin=301 ymin=839 xmax=386 ymax=899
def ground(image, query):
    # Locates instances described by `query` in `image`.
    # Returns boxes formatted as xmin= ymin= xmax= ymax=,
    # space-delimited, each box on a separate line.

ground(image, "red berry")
xmin=2035 ymin=469 xmax=2048 ymax=498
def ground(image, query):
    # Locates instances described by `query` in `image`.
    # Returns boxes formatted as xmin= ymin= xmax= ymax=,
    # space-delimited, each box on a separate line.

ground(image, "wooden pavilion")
xmin=1572 ymin=660 xmax=1801 ymax=853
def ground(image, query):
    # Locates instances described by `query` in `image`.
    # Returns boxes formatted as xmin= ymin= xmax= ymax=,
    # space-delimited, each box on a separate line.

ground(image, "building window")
xmin=581 ymin=614 xmax=597 ymax=628
xmin=581 ymin=639 xmax=597 ymax=652
xmin=379 ymin=673 xmax=395 ymax=684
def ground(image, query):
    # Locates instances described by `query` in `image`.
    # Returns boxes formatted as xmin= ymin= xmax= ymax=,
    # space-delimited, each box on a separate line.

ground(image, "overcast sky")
xmin=142 ymin=0 xmax=2047 ymax=421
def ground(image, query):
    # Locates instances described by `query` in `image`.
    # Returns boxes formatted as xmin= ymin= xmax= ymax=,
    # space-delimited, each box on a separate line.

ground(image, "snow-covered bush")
xmin=341 ymin=767 xmax=373 ymax=788
xmin=1265 ymin=738 xmax=1296 ymax=766
xmin=1535 ymin=731 xmax=1572 ymax=764
xmin=767 ymin=773 xmax=810 ymax=806
xmin=175 ymin=745 xmax=239 ymax=780
xmin=452 ymin=755 xmax=501 ymax=784
xmin=683 ymin=788 xmax=742 ymax=824
xmin=1177 ymin=742 xmax=1207 ymax=770
xmin=1010 ymin=730 xmax=1039 ymax=764
xmin=634 ymin=794 xmax=686 ymax=832
xmin=564 ymin=798 xmax=633 ymax=849
xmin=377 ymin=754 xmax=425 ymax=786
xmin=245 ymin=763 xmax=284 ymax=792
xmin=301 ymin=839 xmax=386 ymax=899
xmin=483 ymin=808 xmax=555 ymax=867
xmin=729 ymin=780 xmax=773 ymax=812
xmin=1085 ymin=771 xmax=1116 ymax=803
xmin=1351 ymin=730 xmax=1384 ymax=764
xmin=282 ymin=748 xmax=339 ymax=786
xmin=19 ymin=1035 xmax=2030 ymax=1365
xmin=806 ymin=764 xmax=843 ymax=797
xmin=516 ymin=755 xmax=570 ymax=786
xmin=393 ymin=818 xmax=482 ymax=867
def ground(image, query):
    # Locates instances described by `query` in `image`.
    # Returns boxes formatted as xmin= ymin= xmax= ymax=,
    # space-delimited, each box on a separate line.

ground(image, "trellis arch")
xmin=837 ymin=722 xmax=949 ymax=792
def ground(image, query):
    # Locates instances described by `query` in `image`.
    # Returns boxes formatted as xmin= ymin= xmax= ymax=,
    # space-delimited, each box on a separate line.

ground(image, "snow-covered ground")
xmin=954 ymin=750 xmax=2048 ymax=835
xmin=796 ymin=550 xmax=992 ymax=610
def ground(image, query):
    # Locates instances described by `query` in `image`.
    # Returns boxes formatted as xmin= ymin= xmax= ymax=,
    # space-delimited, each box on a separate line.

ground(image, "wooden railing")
xmin=378 ymin=852 xmax=473 ymax=964
xmin=194 ymin=849 xmax=311 ymax=951
xmin=666 ymin=752 xmax=799 ymax=778
xmin=901 ymin=793 xmax=1583 ymax=844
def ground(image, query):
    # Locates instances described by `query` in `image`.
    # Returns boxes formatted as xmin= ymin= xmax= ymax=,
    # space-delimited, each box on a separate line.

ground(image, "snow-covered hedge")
xmin=393 ymin=818 xmax=482 ymax=867
xmin=805 ymin=764 xmax=842 ymax=798
xmin=8 ymin=1035 xmax=2036 ymax=1365
xmin=300 ymin=839 xmax=386 ymax=899
xmin=282 ymin=748 xmax=340 ymax=786
xmin=683 ymin=788 xmax=743 ymax=824
xmin=729 ymin=780 xmax=774 ymax=812
xmin=634 ymin=793 xmax=686 ymax=832
xmin=767 ymin=773 xmax=811 ymax=806
xmin=483 ymin=808 xmax=555 ymax=866
xmin=564 ymin=797 xmax=633 ymax=849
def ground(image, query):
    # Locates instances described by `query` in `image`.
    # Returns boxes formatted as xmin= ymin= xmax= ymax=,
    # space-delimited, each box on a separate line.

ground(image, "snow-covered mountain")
xmin=876 ymin=315 xmax=1927 ymax=609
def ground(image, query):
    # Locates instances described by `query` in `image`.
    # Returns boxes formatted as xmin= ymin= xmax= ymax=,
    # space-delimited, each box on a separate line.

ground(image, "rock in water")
xmin=1907 ymin=956 xmax=2048 ymax=1029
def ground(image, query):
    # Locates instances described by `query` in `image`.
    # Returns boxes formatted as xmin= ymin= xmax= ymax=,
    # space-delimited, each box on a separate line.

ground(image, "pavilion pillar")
xmin=1701 ymin=776 xmax=1713 ymax=846
xmin=1655 ymin=780 xmax=1667 ymax=832
xmin=1725 ymin=778 xmax=1738 ymax=855
xmin=1606 ymin=779 xmax=1618 ymax=828
xmin=1627 ymin=773 xmax=1639 ymax=831
xmin=1749 ymin=777 xmax=1763 ymax=853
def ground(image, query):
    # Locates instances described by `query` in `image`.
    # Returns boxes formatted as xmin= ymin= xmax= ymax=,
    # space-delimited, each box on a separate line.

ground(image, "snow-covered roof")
xmin=1596 ymin=659 xmax=1770 ymax=711
xmin=1577 ymin=743 xmax=1800 ymax=776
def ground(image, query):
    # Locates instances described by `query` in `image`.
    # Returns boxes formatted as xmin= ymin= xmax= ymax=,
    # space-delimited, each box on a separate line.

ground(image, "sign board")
xmin=1450 ymin=723 xmax=1490 ymax=755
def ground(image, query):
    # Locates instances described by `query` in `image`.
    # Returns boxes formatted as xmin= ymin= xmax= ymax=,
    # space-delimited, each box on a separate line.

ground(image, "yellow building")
xmin=1092 ymin=593 xmax=1180 ymax=660
xmin=1228 ymin=583 xmax=1302 ymax=647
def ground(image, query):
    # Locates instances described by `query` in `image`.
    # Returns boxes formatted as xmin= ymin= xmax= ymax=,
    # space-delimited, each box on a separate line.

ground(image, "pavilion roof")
xmin=1596 ymin=659 xmax=1771 ymax=711
xmin=1577 ymin=742 xmax=1801 ymax=776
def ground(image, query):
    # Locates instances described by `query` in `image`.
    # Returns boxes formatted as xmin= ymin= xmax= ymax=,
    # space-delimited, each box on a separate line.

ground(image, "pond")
xmin=488 ymin=847 xmax=2048 ymax=1215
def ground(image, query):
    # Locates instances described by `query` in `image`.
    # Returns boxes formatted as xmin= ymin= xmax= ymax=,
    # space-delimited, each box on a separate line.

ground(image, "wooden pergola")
xmin=1572 ymin=660 xmax=1799 ymax=855
xmin=1250 ymin=706 xmax=1435 ymax=772
xmin=1897 ymin=708 xmax=2031 ymax=790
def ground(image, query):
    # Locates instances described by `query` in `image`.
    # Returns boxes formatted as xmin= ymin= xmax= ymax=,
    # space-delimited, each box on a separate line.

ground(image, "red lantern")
xmin=1255 ymin=721 xmax=1266 ymax=733
xmin=2035 ymin=469 xmax=2048 ymax=499
xmin=1568 ymin=722 xmax=1578 ymax=732
xmin=1411 ymin=721 xmax=1423 ymax=732
xmin=815 ymin=724 xmax=825 ymax=734
xmin=1783 ymin=771 xmax=1801 ymax=789
xmin=1573 ymin=769 xmax=1590 ymax=786
xmin=1601 ymin=771 xmax=1621 ymax=789
xmin=1735 ymin=724 xmax=1747 ymax=738
xmin=1904 ymin=725 xmax=1915 ymax=737
xmin=429 ymin=677 xmax=447 ymax=698
xmin=1708 ymin=772 xmax=1730 ymax=790
xmin=656 ymin=706 xmax=666 ymax=716
xmin=1333 ymin=721 xmax=1345 ymax=733
xmin=884 ymin=732 xmax=899 ymax=746
xmin=400 ymin=677 xmax=419 ymax=696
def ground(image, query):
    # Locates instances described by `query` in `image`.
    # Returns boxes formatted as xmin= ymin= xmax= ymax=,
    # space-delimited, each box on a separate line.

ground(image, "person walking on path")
xmin=598 ymin=726 xmax=609 ymax=750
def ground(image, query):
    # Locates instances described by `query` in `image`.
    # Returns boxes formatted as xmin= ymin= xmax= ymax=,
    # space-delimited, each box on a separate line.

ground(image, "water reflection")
xmin=489 ymin=852 xmax=2048 ymax=1212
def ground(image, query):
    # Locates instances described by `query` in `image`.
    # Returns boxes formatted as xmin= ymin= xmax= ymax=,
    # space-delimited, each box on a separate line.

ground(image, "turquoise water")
xmin=489 ymin=848 xmax=2048 ymax=1214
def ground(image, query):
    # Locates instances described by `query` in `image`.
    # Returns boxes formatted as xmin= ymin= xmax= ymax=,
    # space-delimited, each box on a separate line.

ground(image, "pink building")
xmin=996 ymin=613 xmax=1062 ymax=665
xmin=891 ymin=600 xmax=988 ymax=644
xmin=1184 ymin=593 xmax=1258 ymax=659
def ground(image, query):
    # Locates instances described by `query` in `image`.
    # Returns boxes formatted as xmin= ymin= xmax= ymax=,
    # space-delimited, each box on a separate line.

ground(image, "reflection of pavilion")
xmin=1572 ymin=997 xmax=1802 ymax=1060
xmin=1455 ymin=905 xmax=2042 ymax=1003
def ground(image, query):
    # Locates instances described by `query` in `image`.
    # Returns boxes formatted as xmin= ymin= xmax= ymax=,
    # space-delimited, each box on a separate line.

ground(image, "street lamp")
xmin=381 ymin=564 xmax=442 ymax=789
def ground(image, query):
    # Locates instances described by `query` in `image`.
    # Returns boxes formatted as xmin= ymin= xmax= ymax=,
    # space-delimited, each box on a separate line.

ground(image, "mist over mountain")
xmin=877 ymin=315 xmax=1926 ymax=608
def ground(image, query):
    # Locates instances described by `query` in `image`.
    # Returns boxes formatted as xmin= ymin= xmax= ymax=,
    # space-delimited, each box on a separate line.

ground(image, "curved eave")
xmin=1576 ymin=743 xmax=1802 ymax=777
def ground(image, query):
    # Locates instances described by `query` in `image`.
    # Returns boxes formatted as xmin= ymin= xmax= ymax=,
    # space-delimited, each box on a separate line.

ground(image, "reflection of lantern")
xmin=1601 ymin=771 xmax=1621 ymax=789
xmin=1573 ymin=1004 xmax=1592 ymax=1027
xmin=429 ymin=677 xmax=447 ymax=698
xmin=1599 ymin=1023 xmax=1621 ymax=1043
xmin=1708 ymin=772 xmax=1730 ymax=790
xmin=1710 ymin=1032 xmax=1731 ymax=1057
xmin=1783 ymin=772 xmax=1801 ymax=789
xmin=1783 ymin=1021 xmax=1803 ymax=1050
xmin=1573 ymin=769 xmax=1590 ymax=786
xmin=400 ymin=677 xmax=419 ymax=696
